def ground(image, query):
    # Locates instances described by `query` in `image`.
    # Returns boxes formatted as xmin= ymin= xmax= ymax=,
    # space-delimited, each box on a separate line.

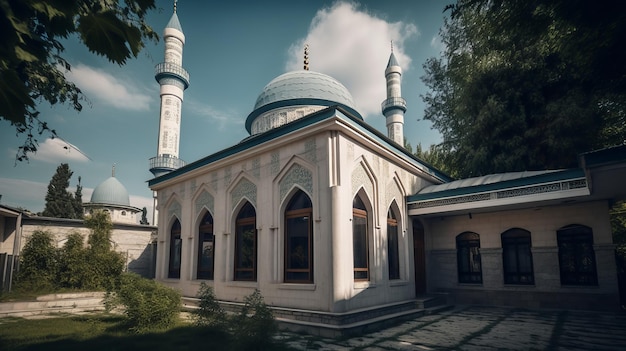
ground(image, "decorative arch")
xmin=196 ymin=208 xmax=215 ymax=280
xmin=385 ymin=172 xmax=406 ymax=210
xmin=352 ymin=158 xmax=378 ymax=227
xmin=352 ymin=189 xmax=374 ymax=281
xmin=230 ymin=174 xmax=257 ymax=212
xmin=387 ymin=200 xmax=401 ymax=280
xmin=193 ymin=186 xmax=215 ymax=217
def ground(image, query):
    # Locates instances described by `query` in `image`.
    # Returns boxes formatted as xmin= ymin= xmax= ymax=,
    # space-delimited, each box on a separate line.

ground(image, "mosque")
xmin=147 ymin=7 xmax=626 ymax=334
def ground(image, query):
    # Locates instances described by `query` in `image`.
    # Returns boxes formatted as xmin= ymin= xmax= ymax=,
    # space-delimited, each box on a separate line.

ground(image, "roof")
xmin=387 ymin=52 xmax=399 ymax=68
xmin=89 ymin=177 xmax=130 ymax=206
xmin=166 ymin=12 xmax=183 ymax=32
xmin=149 ymin=106 xmax=451 ymax=188
xmin=246 ymin=71 xmax=361 ymax=133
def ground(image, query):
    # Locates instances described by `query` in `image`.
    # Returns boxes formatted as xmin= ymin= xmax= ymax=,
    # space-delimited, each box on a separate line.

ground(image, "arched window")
xmin=234 ymin=202 xmax=257 ymax=281
xmin=456 ymin=232 xmax=482 ymax=284
xmin=557 ymin=224 xmax=598 ymax=285
xmin=387 ymin=208 xmax=400 ymax=280
xmin=284 ymin=190 xmax=313 ymax=283
xmin=501 ymin=228 xmax=534 ymax=284
xmin=353 ymin=196 xmax=369 ymax=281
xmin=168 ymin=219 xmax=182 ymax=279
xmin=197 ymin=212 xmax=215 ymax=280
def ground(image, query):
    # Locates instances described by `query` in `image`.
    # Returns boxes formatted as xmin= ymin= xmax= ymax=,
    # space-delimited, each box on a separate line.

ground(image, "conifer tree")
xmin=42 ymin=163 xmax=77 ymax=218
xmin=73 ymin=176 xmax=84 ymax=219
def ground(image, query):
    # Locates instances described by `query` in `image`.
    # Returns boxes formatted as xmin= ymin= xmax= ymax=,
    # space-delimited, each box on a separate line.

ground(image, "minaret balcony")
xmin=149 ymin=155 xmax=186 ymax=174
xmin=381 ymin=97 xmax=407 ymax=114
xmin=155 ymin=62 xmax=190 ymax=88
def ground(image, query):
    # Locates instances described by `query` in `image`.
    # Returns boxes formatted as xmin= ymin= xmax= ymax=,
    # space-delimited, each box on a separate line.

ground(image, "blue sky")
xmin=0 ymin=0 xmax=450 ymax=223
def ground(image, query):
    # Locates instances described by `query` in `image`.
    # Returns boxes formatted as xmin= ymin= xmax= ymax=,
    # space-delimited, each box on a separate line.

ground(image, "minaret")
xmin=150 ymin=0 xmax=190 ymax=178
xmin=381 ymin=43 xmax=406 ymax=145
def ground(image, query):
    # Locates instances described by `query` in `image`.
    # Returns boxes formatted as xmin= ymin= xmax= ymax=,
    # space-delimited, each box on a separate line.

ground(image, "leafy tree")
xmin=42 ymin=163 xmax=81 ymax=219
xmin=414 ymin=142 xmax=459 ymax=178
xmin=83 ymin=210 xmax=124 ymax=290
xmin=15 ymin=230 xmax=58 ymax=292
xmin=0 ymin=0 xmax=157 ymax=161
xmin=73 ymin=176 xmax=84 ymax=219
xmin=421 ymin=0 xmax=626 ymax=177
xmin=57 ymin=232 xmax=87 ymax=289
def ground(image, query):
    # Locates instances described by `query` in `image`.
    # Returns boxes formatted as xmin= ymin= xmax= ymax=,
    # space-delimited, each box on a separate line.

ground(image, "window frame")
xmin=387 ymin=208 xmax=400 ymax=280
xmin=234 ymin=202 xmax=257 ymax=281
xmin=557 ymin=224 xmax=598 ymax=286
xmin=197 ymin=211 xmax=215 ymax=280
xmin=501 ymin=228 xmax=534 ymax=285
xmin=168 ymin=219 xmax=182 ymax=279
xmin=352 ymin=196 xmax=369 ymax=281
xmin=456 ymin=232 xmax=482 ymax=284
xmin=284 ymin=190 xmax=314 ymax=283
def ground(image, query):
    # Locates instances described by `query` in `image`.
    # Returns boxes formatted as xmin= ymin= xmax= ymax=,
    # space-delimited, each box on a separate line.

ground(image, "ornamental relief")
xmin=231 ymin=178 xmax=257 ymax=211
xmin=195 ymin=190 xmax=215 ymax=215
xmin=251 ymin=106 xmax=324 ymax=134
xmin=352 ymin=164 xmax=374 ymax=200
xmin=279 ymin=164 xmax=313 ymax=202
xmin=168 ymin=201 xmax=181 ymax=221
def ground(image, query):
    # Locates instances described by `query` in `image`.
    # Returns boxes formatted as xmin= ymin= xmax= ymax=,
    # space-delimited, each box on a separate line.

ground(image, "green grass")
xmin=0 ymin=313 xmax=295 ymax=351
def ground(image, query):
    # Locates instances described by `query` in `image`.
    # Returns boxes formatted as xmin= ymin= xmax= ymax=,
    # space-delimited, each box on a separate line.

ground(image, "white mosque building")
xmin=83 ymin=169 xmax=142 ymax=224
xmin=148 ymin=7 xmax=626 ymax=335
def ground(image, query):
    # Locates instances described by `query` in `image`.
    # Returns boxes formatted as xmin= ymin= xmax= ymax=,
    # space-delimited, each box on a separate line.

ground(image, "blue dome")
xmin=90 ymin=177 xmax=130 ymax=206
xmin=246 ymin=70 xmax=361 ymax=134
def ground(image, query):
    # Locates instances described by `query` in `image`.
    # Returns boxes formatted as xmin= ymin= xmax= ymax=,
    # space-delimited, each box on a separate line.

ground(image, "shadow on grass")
xmin=0 ymin=315 xmax=294 ymax=351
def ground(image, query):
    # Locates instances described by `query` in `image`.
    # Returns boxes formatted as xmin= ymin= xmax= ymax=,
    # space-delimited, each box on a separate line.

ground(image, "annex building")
xmin=147 ymin=8 xmax=626 ymax=335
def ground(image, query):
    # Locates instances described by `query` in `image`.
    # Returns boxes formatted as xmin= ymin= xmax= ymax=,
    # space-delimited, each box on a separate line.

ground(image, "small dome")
xmin=245 ymin=70 xmax=361 ymax=134
xmin=90 ymin=177 xmax=130 ymax=206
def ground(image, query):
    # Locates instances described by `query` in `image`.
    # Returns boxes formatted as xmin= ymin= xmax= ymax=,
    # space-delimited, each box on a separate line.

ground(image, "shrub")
xmin=57 ymin=232 xmax=88 ymax=289
xmin=15 ymin=230 xmax=58 ymax=292
xmin=105 ymin=273 xmax=181 ymax=333
xmin=231 ymin=289 xmax=277 ymax=350
xmin=193 ymin=282 xmax=227 ymax=328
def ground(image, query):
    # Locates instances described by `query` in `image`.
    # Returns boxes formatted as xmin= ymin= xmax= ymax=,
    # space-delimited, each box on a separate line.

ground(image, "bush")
xmin=231 ymin=289 xmax=277 ymax=351
xmin=105 ymin=273 xmax=181 ymax=333
xmin=193 ymin=282 xmax=227 ymax=328
xmin=15 ymin=230 xmax=58 ymax=292
xmin=57 ymin=232 xmax=88 ymax=289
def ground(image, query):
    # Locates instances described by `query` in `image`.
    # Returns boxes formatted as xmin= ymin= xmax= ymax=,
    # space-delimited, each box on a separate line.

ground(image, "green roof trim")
xmin=148 ymin=106 xmax=451 ymax=187
xmin=580 ymin=144 xmax=626 ymax=168
xmin=407 ymin=168 xmax=585 ymax=203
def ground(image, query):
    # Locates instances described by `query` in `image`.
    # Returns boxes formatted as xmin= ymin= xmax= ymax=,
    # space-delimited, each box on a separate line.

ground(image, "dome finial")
xmin=391 ymin=40 xmax=394 ymax=53
xmin=112 ymin=163 xmax=116 ymax=177
xmin=303 ymin=44 xmax=310 ymax=71
xmin=173 ymin=0 xmax=177 ymax=13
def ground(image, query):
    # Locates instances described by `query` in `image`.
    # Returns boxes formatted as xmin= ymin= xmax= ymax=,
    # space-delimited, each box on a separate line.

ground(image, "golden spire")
xmin=304 ymin=44 xmax=310 ymax=71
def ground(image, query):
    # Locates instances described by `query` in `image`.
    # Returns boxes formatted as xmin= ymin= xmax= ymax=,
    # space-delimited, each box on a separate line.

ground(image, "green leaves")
xmin=0 ymin=0 xmax=157 ymax=161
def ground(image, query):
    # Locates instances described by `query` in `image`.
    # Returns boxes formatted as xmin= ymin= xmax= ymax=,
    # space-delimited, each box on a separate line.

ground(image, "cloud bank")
xmin=286 ymin=1 xmax=418 ymax=118
xmin=65 ymin=64 xmax=152 ymax=111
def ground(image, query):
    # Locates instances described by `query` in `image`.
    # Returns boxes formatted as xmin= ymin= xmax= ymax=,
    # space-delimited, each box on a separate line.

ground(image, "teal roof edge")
xmin=148 ymin=106 xmax=452 ymax=187
xmin=407 ymin=168 xmax=585 ymax=203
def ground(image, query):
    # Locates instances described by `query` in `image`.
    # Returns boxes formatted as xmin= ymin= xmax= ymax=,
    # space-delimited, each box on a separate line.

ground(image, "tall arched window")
xmin=353 ymin=196 xmax=369 ymax=281
xmin=456 ymin=232 xmax=482 ymax=284
xmin=168 ymin=219 xmax=182 ymax=279
xmin=234 ymin=202 xmax=257 ymax=281
xmin=387 ymin=208 xmax=400 ymax=280
xmin=557 ymin=224 xmax=598 ymax=285
xmin=284 ymin=190 xmax=313 ymax=283
xmin=501 ymin=228 xmax=534 ymax=284
xmin=197 ymin=212 xmax=214 ymax=280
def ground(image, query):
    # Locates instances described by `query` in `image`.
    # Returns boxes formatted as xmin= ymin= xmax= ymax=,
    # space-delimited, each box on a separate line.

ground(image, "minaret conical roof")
xmin=387 ymin=52 xmax=399 ymax=68
xmin=166 ymin=12 xmax=183 ymax=33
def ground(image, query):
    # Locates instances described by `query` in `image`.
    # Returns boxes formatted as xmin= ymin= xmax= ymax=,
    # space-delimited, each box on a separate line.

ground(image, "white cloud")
xmin=186 ymin=99 xmax=243 ymax=128
xmin=286 ymin=1 xmax=419 ymax=118
xmin=30 ymin=137 xmax=91 ymax=163
xmin=65 ymin=64 xmax=152 ymax=111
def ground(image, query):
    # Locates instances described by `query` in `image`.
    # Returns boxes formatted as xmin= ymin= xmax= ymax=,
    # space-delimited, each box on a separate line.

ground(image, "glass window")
xmin=234 ymin=202 xmax=257 ymax=281
xmin=501 ymin=228 xmax=534 ymax=284
xmin=557 ymin=224 xmax=598 ymax=285
xmin=456 ymin=232 xmax=482 ymax=284
xmin=168 ymin=219 xmax=182 ymax=279
xmin=197 ymin=212 xmax=214 ymax=280
xmin=353 ymin=196 xmax=369 ymax=281
xmin=387 ymin=208 xmax=400 ymax=280
xmin=284 ymin=190 xmax=313 ymax=283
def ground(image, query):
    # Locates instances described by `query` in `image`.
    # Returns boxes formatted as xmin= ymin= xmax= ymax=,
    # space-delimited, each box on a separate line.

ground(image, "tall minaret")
xmin=381 ymin=43 xmax=406 ymax=145
xmin=150 ymin=0 xmax=190 ymax=178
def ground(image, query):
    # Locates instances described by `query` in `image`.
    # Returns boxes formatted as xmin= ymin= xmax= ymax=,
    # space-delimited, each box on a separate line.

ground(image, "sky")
xmin=0 ymin=0 xmax=451 ymax=224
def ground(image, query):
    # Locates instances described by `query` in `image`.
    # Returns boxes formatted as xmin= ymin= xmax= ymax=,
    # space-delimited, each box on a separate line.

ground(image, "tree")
xmin=421 ymin=0 xmax=626 ymax=177
xmin=0 ymin=0 xmax=157 ymax=161
xmin=15 ymin=230 xmax=58 ymax=292
xmin=42 ymin=163 xmax=81 ymax=219
xmin=84 ymin=210 xmax=125 ymax=290
xmin=73 ymin=176 xmax=84 ymax=219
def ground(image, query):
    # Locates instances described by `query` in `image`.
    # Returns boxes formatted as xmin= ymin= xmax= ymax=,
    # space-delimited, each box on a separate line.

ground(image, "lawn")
xmin=0 ymin=313 xmax=296 ymax=351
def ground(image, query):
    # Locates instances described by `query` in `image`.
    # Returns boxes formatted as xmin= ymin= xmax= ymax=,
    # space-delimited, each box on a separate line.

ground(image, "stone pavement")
xmin=277 ymin=306 xmax=626 ymax=350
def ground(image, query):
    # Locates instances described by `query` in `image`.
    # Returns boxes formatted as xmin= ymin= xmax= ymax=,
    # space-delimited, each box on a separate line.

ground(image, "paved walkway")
xmin=277 ymin=306 xmax=626 ymax=350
